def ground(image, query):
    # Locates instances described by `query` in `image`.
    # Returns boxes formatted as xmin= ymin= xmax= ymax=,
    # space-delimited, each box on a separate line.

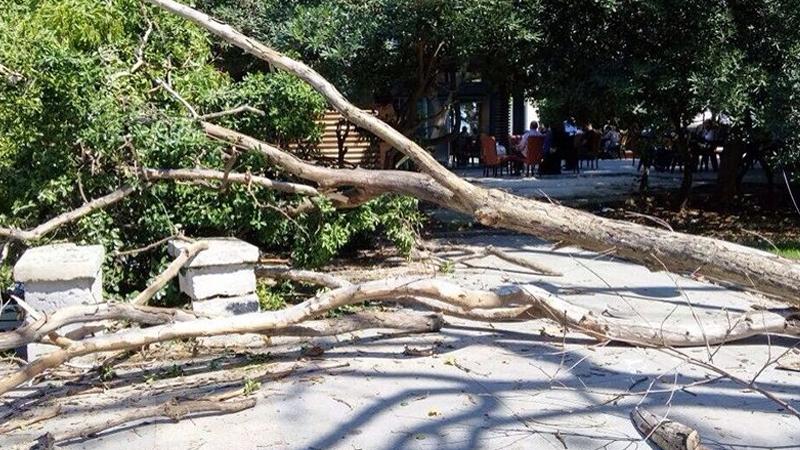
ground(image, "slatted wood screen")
xmin=311 ymin=110 xmax=379 ymax=168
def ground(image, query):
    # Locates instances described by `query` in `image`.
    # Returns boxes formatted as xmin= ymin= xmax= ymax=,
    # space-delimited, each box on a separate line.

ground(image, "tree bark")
xmin=142 ymin=0 xmax=800 ymax=302
xmin=631 ymin=407 xmax=710 ymax=450
xmin=717 ymin=140 xmax=745 ymax=207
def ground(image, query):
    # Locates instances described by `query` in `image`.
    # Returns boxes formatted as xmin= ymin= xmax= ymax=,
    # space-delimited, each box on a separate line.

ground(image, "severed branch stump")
xmin=631 ymin=407 xmax=710 ymax=450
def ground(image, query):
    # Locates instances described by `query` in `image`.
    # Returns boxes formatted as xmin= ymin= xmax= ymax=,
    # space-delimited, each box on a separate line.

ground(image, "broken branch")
xmin=130 ymin=240 xmax=208 ymax=306
xmin=200 ymin=105 xmax=266 ymax=120
xmin=138 ymin=167 xmax=319 ymax=196
xmin=36 ymin=397 xmax=256 ymax=447
xmin=631 ymin=407 xmax=709 ymax=450
xmin=0 ymin=185 xmax=136 ymax=243
xmin=2 ymin=277 xmax=796 ymax=396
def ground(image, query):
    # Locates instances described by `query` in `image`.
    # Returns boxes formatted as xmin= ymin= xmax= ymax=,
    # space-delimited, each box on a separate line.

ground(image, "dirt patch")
xmin=589 ymin=185 xmax=800 ymax=253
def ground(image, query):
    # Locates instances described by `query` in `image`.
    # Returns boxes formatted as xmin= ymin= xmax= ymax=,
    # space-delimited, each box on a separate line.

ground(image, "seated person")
xmin=516 ymin=120 xmax=543 ymax=157
xmin=496 ymin=142 xmax=508 ymax=156
xmin=601 ymin=125 xmax=622 ymax=155
xmin=541 ymin=124 xmax=552 ymax=156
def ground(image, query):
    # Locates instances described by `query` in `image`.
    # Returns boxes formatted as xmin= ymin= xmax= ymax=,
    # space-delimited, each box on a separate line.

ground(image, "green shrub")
xmin=0 ymin=0 xmax=420 ymax=302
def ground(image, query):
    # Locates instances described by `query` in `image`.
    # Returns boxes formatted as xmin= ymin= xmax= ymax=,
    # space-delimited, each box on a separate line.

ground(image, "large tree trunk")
xmin=672 ymin=115 xmax=693 ymax=210
xmin=145 ymin=0 xmax=800 ymax=302
xmin=717 ymin=140 xmax=746 ymax=207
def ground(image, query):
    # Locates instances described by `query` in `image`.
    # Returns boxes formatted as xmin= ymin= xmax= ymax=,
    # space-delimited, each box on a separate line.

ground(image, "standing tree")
xmin=702 ymin=0 xmax=800 ymax=203
xmin=198 ymin=0 xmax=541 ymax=142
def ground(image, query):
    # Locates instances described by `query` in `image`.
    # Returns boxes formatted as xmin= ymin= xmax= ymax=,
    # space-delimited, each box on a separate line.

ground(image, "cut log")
xmin=631 ymin=407 xmax=710 ymax=450
xmin=144 ymin=0 xmax=800 ymax=302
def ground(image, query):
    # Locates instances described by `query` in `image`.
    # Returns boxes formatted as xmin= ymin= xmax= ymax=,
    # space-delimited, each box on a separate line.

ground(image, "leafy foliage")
xmin=199 ymin=0 xmax=541 ymax=133
xmin=533 ymin=0 xmax=800 ymax=183
xmin=0 ymin=0 xmax=421 ymax=301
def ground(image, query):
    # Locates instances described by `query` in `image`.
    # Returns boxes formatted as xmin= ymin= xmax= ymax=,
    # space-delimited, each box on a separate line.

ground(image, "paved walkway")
xmin=454 ymin=159 xmax=769 ymax=203
xmin=6 ymin=234 xmax=797 ymax=450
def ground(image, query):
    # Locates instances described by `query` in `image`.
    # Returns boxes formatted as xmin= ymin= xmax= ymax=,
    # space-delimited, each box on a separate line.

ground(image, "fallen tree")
xmin=1 ymin=0 xmax=797 ymax=300
xmin=138 ymin=0 xmax=800 ymax=302
xmin=1 ymin=3 xmax=798 ymax=446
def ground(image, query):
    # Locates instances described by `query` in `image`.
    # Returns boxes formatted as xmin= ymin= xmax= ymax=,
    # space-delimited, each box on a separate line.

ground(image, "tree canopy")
xmin=200 ymin=0 xmax=541 ymax=136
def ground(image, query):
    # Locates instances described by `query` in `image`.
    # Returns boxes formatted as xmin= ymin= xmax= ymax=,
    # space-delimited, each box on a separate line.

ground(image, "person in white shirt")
xmin=496 ymin=143 xmax=507 ymax=156
xmin=601 ymin=125 xmax=621 ymax=152
xmin=563 ymin=117 xmax=579 ymax=136
xmin=517 ymin=120 xmax=543 ymax=157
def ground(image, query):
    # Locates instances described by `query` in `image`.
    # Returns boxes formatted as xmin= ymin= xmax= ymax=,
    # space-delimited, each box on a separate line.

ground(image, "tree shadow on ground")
xmin=3 ymin=319 xmax=796 ymax=449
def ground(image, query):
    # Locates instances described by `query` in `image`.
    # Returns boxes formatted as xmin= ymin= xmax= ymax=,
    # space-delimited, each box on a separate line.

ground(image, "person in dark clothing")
xmin=540 ymin=122 xmax=564 ymax=175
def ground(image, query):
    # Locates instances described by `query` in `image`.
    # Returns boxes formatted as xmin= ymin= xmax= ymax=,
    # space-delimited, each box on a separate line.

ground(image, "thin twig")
xmin=200 ymin=105 xmax=266 ymax=120
xmin=42 ymin=397 xmax=256 ymax=446
xmin=155 ymin=78 xmax=199 ymax=118
xmin=109 ymin=6 xmax=153 ymax=81
xmin=0 ymin=62 xmax=23 ymax=84
xmin=624 ymin=211 xmax=674 ymax=232
xmin=663 ymin=347 xmax=800 ymax=421
xmin=114 ymin=234 xmax=181 ymax=258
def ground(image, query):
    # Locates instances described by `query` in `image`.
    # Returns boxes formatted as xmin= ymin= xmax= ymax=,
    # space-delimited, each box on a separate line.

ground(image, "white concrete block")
xmin=192 ymin=293 xmax=260 ymax=317
xmin=21 ymin=277 xmax=103 ymax=311
xmin=14 ymin=243 xmax=104 ymax=282
xmin=13 ymin=243 xmax=105 ymax=361
xmin=168 ymin=238 xmax=259 ymax=268
xmin=179 ymin=264 xmax=256 ymax=300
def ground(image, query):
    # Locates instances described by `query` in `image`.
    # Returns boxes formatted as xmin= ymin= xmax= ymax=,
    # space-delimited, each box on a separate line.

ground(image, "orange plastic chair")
xmin=524 ymin=136 xmax=545 ymax=176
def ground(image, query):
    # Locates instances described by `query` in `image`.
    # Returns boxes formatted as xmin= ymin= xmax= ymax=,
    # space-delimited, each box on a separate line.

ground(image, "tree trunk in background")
xmin=675 ymin=118 xmax=693 ymax=210
xmin=717 ymin=140 xmax=746 ymax=207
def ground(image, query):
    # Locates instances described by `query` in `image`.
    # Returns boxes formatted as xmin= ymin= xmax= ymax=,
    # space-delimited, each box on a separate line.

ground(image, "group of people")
xmin=509 ymin=118 xmax=623 ymax=174
xmin=452 ymin=116 xmax=630 ymax=175
xmin=456 ymin=111 xmax=750 ymax=177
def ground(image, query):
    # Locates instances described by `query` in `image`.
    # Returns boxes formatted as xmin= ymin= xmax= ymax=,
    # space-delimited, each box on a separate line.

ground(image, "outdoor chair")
xmin=480 ymin=134 xmax=522 ymax=176
xmin=579 ymin=131 xmax=602 ymax=170
xmin=567 ymin=134 xmax=584 ymax=173
xmin=480 ymin=134 xmax=506 ymax=176
xmin=524 ymin=135 xmax=545 ymax=176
